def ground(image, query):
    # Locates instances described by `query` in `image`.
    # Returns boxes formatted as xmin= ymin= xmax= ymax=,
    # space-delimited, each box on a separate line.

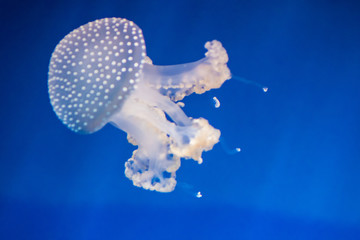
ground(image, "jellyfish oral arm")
xmin=109 ymin=81 xmax=220 ymax=192
xmin=108 ymin=40 xmax=229 ymax=192
xmin=110 ymin=108 xmax=179 ymax=192
xmin=142 ymin=40 xmax=231 ymax=101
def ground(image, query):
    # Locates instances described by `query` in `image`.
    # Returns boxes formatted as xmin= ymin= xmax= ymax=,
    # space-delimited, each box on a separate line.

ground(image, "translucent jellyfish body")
xmin=48 ymin=18 xmax=231 ymax=192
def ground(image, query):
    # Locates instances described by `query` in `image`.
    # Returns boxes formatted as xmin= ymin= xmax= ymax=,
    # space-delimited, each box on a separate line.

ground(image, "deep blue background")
xmin=0 ymin=0 xmax=359 ymax=239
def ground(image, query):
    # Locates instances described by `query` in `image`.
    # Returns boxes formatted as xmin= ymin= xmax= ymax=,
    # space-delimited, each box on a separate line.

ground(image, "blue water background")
xmin=0 ymin=0 xmax=359 ymax=239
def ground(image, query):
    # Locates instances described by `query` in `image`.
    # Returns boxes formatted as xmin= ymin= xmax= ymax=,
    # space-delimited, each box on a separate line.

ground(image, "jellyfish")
xmin=48 ymin=18 xmax=231 ymax=192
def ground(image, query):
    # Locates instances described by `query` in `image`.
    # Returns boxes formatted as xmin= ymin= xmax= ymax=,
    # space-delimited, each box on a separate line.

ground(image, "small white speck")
xmin=213 ymin=96 xmax=220 ymax=108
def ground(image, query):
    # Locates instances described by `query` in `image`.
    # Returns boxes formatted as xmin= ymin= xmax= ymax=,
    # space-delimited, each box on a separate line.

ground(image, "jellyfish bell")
xmin=48 ymin=18 xmax=146 ymax=134
xmin=48 ymin=17 xmax=231 ymax=192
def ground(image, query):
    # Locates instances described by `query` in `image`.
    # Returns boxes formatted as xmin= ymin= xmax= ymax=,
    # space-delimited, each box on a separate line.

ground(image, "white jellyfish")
xmin=48 ymin=18 xmax=231 ymax=192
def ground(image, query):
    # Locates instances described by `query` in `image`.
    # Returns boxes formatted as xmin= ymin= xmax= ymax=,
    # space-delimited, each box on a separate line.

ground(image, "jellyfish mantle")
xmin=48 ymin=18 xmax=231 ymax=192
